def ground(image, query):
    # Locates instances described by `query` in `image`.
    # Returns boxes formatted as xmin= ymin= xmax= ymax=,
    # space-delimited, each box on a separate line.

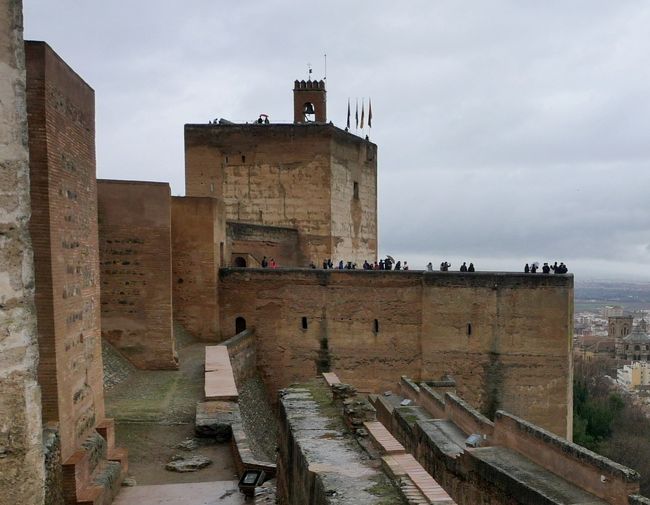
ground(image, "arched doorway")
xmin=234 ymin=256 xmax=247 ymax=267
xmin=235 ymin=317 xmax=246 ymax=334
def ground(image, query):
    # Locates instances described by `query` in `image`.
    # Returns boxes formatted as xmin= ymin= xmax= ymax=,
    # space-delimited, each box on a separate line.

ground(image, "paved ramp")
xmin=113 ymin=481 xmax=244 ymax=505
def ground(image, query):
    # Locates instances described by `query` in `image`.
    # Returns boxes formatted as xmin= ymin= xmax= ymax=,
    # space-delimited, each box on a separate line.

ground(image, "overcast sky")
xmin=23 ymin=1 xmax=650 ymax=281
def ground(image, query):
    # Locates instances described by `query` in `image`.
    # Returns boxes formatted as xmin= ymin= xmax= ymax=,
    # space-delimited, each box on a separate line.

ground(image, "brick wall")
xmin=218 ymin=269 xmax=573 ymax=437
xmin=171 ymin=196 xmax=224 ymax=340
xmin=97 ymin=180 xmax=177 ymax=369
xmin=26 ymin=40 xmax=105 ymax=462
xmin=0 ymin=3 xmax=45 ymax=503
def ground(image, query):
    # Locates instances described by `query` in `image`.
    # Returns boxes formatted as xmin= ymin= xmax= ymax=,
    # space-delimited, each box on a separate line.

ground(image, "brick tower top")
xmin=293 ymin=79 xmax=326 ymax=123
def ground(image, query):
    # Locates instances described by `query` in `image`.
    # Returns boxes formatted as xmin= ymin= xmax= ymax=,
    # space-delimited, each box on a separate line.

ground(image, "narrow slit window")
xmin=302 ymin=316 xmax=308 ymax=330
xmin=374 ymin=319 xmax=379 ymax=334
xmin=241 ymin=155 xmax=246 ymax=163
xmin=353 ymin=181 xmax=359 ymax=200
xmin=467 ymin=323 xmax=472 ymax=336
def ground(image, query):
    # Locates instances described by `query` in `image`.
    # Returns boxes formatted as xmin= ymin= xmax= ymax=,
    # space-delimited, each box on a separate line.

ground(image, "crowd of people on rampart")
xmin=319 ymin=258 xmax=410 ymax=270
xmin=524 ymin=261 xmax=569 ymax=274
xmin=257 ymin=255 xmax=570 ymax=274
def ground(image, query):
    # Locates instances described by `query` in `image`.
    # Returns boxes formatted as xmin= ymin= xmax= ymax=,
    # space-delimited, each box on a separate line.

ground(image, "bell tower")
xmin=293 ymin=79 xmax=327 ymax=123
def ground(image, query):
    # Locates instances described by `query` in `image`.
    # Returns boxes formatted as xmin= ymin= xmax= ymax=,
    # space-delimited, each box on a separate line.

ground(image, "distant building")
xmin=602 ymin=305 xmax=624 ymax=318
xmin=615 ymin=319 xmax=650 ymax=362
xmin=574 ymin=335 xmax=616 ymax=360
xmin=608 ymin=314 xmax=633 ymax=339
xmin=617 ymin=361 xmax=650 ymax=389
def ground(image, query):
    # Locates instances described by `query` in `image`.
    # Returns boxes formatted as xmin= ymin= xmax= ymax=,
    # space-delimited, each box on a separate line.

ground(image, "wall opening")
xmin=219 ymin=242 xmax=224 ymax=265
xmin=234 ymin=256 xmax=247 ymax=267
xmin=301 ymin=316 xmax=308 ymax=330
xmin=303 ymin=102 xmax=316 ymax=122
xmin=467 ymin=323 xmax=472 ymax=336
xmin=241 ymin=155 xmax=246 ymax=163
xmin=235 ymin=317 xmax=246 ymax=334
xmin=374 ymin=319 xmax=379 ymax=334
xmin=353 ymin=181 xmax=359 ymax=200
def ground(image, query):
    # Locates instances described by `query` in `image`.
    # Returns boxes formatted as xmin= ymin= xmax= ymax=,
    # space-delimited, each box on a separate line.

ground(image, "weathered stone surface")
xmin=175 ymin=438 xmax=199 ymax=451
xmin=219 ymin=269 xmax=573 ymax=438
xmin=195 ymin=400 xmax=238 ymax=440
xmin=185 ymin=123 xmax=377 ymax=266
xmin=121 ymin=476 xmax=137 ymax=487
xmin=332 ymin=383 xmax=357 ymax=400
xmin=0 ymin=1 xmax=45 ymax=503
xmin=277 ymin=383 xmax=404 ymax=504
xmin=165 ymin=455 xmax=212 ymax=473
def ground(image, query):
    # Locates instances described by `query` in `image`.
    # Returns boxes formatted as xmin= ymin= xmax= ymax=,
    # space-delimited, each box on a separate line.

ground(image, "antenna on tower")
xmin=324 ymin=53 xmax=327 ymax=81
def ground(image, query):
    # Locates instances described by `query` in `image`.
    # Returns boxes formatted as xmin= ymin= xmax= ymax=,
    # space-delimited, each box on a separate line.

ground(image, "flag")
xmin=355 ymin=99 xmax=359 ymax=129
xmin=360 ymin=99 xmax=365 ymax=129
xmin=368 ymin=98 xmax=372 ymax=128
xmin=346 ymin=99 xmax=350 ymax=129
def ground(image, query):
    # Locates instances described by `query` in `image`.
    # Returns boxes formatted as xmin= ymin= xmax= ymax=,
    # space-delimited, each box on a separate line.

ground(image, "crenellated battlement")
xmin=293 ymin=79 xmax=326 ymax=90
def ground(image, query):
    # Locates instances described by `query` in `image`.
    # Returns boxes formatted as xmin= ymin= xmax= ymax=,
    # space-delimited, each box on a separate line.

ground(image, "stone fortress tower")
xmin=184 ymin=78 xmax=377 ymax=268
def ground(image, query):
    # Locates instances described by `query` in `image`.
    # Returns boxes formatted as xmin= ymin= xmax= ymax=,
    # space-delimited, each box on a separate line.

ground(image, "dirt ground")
xmin=105 ymin=324 xmax=238 ymax=485
xmin=115 ymin=423 xmax=237 ymax=486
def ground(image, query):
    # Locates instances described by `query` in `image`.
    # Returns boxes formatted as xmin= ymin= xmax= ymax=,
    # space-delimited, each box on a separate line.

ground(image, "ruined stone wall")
xmin=0 ymin=3 xmax=45 ymax=503
xmin=329 ymin=137 xmax=377 ymax=264
xmin=26 ymin=40 xmax=105 ymax=462
xmin=171 ymin=196 xmax=224 ymax=340
xmin=97 ymin=180 xmax=177 ymax=369
xmin=219 ymin=269 xmax=573 ymax=436
xmin=221 ymin=329 xmax=256 ymax=388
xmin=227 ymin=221 xmax=299 ymax=267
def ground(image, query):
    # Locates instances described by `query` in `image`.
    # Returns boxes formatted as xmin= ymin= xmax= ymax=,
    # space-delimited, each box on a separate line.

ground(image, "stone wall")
xmin=171 ymin=196 xmax=225 ymax=340
xmin=26 ymin=40 xmax=105 ymax=462
xmin=219 ymin=269 xmax=573 ymax=437
xmin=329 ymin=135 xmax=377 ymax=263
xmin=374 ymin=388 xmax=644 ymax=505
xmin=97 ymin=180 xmax=177 ymax=369
xmin=277 ymin=384 xmax=404 ymax=504
xmin=185 ymin=123 xmax=378 ymax=265
xmin=0 ymin=3 xmax=45 ymax=503
xmin=227 ymin=221 xmax=300 ymax=267
xmin=221 ymin=329 xmax=256 ymax=388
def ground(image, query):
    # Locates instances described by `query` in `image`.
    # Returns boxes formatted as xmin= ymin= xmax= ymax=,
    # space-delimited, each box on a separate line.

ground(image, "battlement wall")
xmin=26 ymin=40 xmax=105 ymax=461
xmin=218 ymin=269 xmax=573 ymax=437
xmin=97 ymin=180 xmax=177 ymax=369
xmin=171 ymin=196 xmax=225 ymax=340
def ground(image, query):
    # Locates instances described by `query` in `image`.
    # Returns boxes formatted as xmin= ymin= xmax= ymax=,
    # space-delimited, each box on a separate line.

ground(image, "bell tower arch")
xmin=293 ymin=79 xmax=326 ymax=123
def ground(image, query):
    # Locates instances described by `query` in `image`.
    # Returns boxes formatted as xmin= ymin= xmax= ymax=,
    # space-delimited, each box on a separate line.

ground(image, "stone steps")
xmin=364 ymin=420 xmax=406 ymax=455
xmin=62 ymin=419 xmax=128 ymax=505
xmin=383 ymin=453 xmax=455 ymax=504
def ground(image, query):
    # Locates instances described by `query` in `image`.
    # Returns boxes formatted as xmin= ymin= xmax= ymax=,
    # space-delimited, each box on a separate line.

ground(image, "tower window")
xmin=302 ymin=317 xmax=308 ymax=330
xmin=467 ymin=323 xmax=472 ymax=336
xmin=303 ymin=102 xmax=316 ymax=122
xmin=374 ymin=319 xmax=379 ymax=334
xmin=241 ymin=155 xmax=246 ymax=163
xmin=353 ymin=181 xmax=359 ymax=200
